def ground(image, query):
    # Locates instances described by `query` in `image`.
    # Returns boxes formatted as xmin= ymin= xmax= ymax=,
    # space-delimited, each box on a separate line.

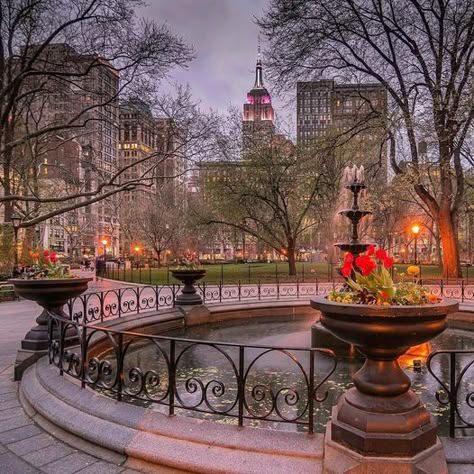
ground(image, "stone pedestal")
xmin=323 ymin=424 xmax=447 ymax=474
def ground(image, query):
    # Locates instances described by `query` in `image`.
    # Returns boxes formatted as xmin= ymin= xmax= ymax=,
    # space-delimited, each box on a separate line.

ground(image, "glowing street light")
xmin=101 ymin=239 xmax=108 ymax=274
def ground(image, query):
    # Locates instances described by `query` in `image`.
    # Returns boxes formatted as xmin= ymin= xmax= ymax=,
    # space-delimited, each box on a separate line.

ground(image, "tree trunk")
xmin=156 ymin=250 xmax=162 ymax=267
xmin=437 ymin=207 xmax=461 ymax=278
xmin=287 ymin=240 xmax=297 ymax=276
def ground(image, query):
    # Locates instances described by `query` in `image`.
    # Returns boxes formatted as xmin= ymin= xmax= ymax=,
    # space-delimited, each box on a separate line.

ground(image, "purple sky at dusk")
xmin=141 ymin=0 xmax=288 ymax=118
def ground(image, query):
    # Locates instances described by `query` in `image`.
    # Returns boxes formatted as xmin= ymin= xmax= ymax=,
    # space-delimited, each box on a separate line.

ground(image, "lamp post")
xmin=101 ymin=239 xmax=108 ymax=276
xmin=411 ymin=224 xmax=420 ymax=265
xmin=134 ymin=245 xmax=141 ymax=269
xmin=11 ymin=214 xmax=21 ymax=276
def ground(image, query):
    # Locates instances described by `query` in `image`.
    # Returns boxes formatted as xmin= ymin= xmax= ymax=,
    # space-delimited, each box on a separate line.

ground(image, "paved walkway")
xmin=0 ymin=278 xmax=141 ymax=473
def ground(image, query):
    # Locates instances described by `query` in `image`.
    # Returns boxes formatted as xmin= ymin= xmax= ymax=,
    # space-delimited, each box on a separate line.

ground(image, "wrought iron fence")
xmin=66 ymin=282 xmax=342 ymax=324
xmin=47 ymin=311 xmax=337 ymax=433
xmin=67 ymin=279 xmax=474 ymax=325
xmin=427 ymin=350 xmax=474 ymax=438
xmin=99 ymin=261 xmax=474 ymax=286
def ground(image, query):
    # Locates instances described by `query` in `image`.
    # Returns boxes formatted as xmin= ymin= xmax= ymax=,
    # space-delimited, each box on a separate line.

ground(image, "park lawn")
xmin=104 ymin=262 xmax=471 ymax=285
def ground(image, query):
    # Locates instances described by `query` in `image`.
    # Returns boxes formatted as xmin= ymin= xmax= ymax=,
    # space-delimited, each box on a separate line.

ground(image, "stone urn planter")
xmin=170 ymin=269 xmax=206 ymax=305
xmin=9 ymin=278 xmax=92 ymax=379
xmin=310 ymin=296 xmax=459 ymax=473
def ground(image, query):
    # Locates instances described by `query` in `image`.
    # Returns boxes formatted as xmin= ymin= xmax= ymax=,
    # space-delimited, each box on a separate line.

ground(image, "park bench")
xmin=0 ymin=283 xmax=19 ymax=302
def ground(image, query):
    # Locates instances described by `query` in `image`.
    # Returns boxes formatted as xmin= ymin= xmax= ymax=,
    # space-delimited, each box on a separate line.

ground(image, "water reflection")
xmin=118 ymin=316 xmax=473 ymax=434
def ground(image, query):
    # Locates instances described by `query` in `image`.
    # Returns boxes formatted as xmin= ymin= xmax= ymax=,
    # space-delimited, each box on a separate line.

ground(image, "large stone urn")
xmin=311 ymin=296 xmax=459 ymax=473
xmin=170 ymin=269 xmax=206 ymax=305
xmin=9 ymin=278 xmax=91 ymax=379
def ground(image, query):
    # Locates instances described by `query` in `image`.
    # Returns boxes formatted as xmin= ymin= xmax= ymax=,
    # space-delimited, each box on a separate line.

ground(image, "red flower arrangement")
xmin=23 ymin=249 xmax=71 ymax=279
xmin=330 ymin=246 xmax=438 ymax=305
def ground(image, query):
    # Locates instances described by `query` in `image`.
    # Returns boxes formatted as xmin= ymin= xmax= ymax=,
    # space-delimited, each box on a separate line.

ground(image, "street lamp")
xmin=101 ymin=239 xmax=108 ymax=274
xmin=411 ymin=225 xmax=420 ymax=265
xmin=11 ymin=214 xmax=21 ymax=276
xmin=134 ymin=246 xmax=141 ymax=268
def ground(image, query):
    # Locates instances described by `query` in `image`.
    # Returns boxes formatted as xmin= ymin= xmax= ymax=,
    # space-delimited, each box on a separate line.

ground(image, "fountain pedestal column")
xmin=311 ymin=297 xmax=458 ymax=474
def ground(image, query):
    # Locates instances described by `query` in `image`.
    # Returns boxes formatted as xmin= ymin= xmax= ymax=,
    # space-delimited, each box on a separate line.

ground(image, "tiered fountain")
xmin=311 ymin=165 xmax=371 ymax=352
xmin=310 ymin=167 xmax=458 ymax=473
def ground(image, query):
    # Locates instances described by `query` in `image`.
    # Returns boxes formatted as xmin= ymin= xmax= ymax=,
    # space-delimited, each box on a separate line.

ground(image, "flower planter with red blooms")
xmin=311 ymin=246 xmax=459 ymax=470
xmin=9 ymin=249 xmax=91 ymax=380
xmin=333 ymin=245 xmax=433 ymax=305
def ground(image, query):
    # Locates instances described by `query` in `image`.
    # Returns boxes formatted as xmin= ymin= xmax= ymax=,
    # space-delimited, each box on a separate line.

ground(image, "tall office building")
xmin=27 ymin=43 xmax=120 ymax=257
xmin=242 ymin=54 xmax=275 ymax=153
xmin=296 ymin=79 xmax=387 ymax=178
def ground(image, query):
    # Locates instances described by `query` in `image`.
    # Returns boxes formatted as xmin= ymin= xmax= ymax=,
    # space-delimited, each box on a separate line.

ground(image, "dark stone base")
xmin=311 ymin=321 xmax=362 ymax=359
xmin=14 ymin=349 xmax=47 ymax=381
xmin=175 ymin=294 xmax=203 ymax=306
xmin=323 ymin=423 xmax=448 ymax=474
xmin=330 ymin=388 xmax=438 ymax=457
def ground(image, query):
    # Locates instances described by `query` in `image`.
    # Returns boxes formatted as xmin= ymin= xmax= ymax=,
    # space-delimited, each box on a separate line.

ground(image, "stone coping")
xmin=21 ymin=358 xmax=324 ymax=474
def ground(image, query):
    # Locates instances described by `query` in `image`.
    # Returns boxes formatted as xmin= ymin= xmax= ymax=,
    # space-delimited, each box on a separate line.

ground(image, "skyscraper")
xmin=242 ymin=53 xmax=275 ymax=153
xmin=26 ymin=43 xmax=120 ymax=257
xmin=296 ymin=79 xmax=387 ymax=178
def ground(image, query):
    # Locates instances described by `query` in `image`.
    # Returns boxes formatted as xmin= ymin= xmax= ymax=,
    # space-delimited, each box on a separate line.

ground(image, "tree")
xmin=195 ymin=136 xmax=343 ymax=275
xmin=0 ymin=0 xmax=201 ymax=229
xmin=131 ymin=187 xmax=185 ymax=266
xmin=259 ymin=0 xmax=474 ymax=277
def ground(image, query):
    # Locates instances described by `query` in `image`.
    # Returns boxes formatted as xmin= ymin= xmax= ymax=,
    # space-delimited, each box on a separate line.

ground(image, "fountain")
xmin=311 ymin=165 xmax=371 ymax=353
xmin=310 ymin=168 xmax=459 ymax=472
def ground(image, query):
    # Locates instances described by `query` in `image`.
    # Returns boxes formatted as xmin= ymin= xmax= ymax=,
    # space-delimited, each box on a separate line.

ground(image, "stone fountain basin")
xmin=310 ymin=296 xmax=459 ymax=353
xmin=9 ymin=278 xmax=92 ymax=307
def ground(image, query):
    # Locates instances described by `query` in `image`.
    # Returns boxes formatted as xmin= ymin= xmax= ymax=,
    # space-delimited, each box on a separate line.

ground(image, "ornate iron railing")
xmin=66 ymin=282 xmax=342 ymax=324
xmin=427 ymin=350 xmax=474 ymax=437
xmin=67 ymin=280 xmax=474 ymax=325
xmin=47 ymin=311 xmax=337 ymax=433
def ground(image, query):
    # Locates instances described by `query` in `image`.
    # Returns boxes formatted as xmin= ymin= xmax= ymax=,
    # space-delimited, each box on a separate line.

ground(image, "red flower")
xmin=383 ymin=257 xmax=393 ymax=269
xmin=50 ymin=254 xmax=58 ymax=263
xmin=344 ymin=253 xmax=354 ymax=264
xmin=380 ymin=291 xmax=388 ymax=299
xmin=341 ymin=263 xmax=352 ymax=278
xmin=375 ymin=248 xmax=387 ymax=260
xmin=355 ymin=255 xmax=376 ymax=276
xmin=367 ymin=245 xmax=375 ymax=256
xmin=44 ymin=256 xmax=50 ymax=263
xmin=43 ymin=250 xmax=49 ymax=257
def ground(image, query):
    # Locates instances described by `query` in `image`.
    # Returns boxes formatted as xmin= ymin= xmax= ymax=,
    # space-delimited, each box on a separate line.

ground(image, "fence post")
xmin=302 ymin=262 xmax=305 ymax=283
xmin=116 ymin=333 xmax=123 ymax=401
xmin=248 ymin=264 xmax=251 ymax=284
xmin=238 ymin=346 xmax=245 ymax=427
xmin=169 ymin=339 xmax=176 ymax=416
xmin=221 ymin=264 xmax=224 ymax=284
xmin=461 ymin=280 xmax=465 ymax=303
xmin=167 ymin=266 xmax=170 ymax=285
xmin=275 ymin=263 xmax=278 ymax=281
xmin=81 ymin=324 xmax=87 ymax=388
xmin=149 ymin=265 xmax=152 ymax=285
xmin=449 ymin=352 xmax=456 ymax=438
xmin=238 ymin=280 xmax=241 ymax=302
xmin=308 ymin=350 xmax=315 ymax=434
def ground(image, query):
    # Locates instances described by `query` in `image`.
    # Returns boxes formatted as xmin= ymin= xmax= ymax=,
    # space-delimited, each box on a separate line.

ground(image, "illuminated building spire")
xmin=254 ymin=37 xmax=264 ymax=89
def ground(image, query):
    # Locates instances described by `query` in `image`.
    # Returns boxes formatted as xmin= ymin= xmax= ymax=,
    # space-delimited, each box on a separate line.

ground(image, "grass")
xmin=103 ymin=262 xmax=473 ymax=285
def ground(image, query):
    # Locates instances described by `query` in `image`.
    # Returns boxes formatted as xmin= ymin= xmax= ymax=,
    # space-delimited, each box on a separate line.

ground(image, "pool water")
xmin=117 ymin=316 xmax=474 ymax=434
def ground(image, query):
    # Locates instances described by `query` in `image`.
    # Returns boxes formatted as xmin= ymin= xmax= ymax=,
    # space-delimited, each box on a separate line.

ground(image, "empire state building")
xmin=242 ymin=54 xmax=275 ymax=153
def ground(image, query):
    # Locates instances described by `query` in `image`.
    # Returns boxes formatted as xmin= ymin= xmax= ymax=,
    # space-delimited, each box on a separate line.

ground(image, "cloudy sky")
xmin=141 ymin=0 xmax=287 ymax=116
